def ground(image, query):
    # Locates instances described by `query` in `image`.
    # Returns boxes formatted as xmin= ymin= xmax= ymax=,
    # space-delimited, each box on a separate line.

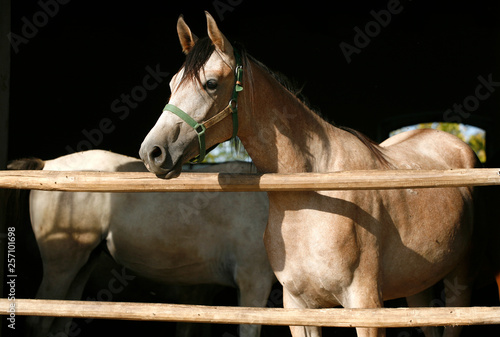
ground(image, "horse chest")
xmin=264 ymin=192 xmax=370 ymax=298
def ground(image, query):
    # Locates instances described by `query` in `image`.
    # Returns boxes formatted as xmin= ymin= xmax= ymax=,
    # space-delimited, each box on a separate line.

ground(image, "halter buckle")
xmin=235 ymin=65 xmax=244 ymax=92
xmin=229 ymin=99 xmax=238 ymax=113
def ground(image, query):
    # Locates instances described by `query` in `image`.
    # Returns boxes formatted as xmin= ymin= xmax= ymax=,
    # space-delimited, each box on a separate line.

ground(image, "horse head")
xmin=140 ymin=12 xmax=242 ymax=178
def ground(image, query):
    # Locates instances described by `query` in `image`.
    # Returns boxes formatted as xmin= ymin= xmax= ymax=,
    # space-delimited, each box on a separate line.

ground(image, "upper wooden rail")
xmin=0 ymin=169 xmax=500 ymax=192
xmin=0 ymin=168 xmax=499 ymax=192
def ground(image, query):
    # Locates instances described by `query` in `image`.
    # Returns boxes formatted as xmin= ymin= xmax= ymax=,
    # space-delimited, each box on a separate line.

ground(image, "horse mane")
xmin=244 ymin=53 xmax=393 ymax=168
xmin=181 ymin=38 xmax=392 ymax=168
xmin=338 ymin=127 xmax=393 ymax=168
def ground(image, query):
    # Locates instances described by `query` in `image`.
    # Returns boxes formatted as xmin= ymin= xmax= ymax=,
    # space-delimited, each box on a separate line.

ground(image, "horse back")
xmin=43 ymin=149 xmax=143 ymax=172
xmin=380 ymin=128 xmax=480 ymax=170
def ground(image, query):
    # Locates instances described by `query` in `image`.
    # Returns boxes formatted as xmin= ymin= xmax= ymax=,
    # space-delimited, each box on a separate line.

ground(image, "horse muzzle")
xmin=139 ymin=145 xmax=178 ymax=179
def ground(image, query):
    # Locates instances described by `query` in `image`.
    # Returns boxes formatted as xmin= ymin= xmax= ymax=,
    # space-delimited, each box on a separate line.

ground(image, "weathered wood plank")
xmin=0 ymin=168 xmax=499 ymax=192
xmin=1 ymin=299 xmax=500 ymax=327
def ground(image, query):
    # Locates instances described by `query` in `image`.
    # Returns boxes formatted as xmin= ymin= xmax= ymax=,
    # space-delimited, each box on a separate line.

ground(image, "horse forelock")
xmin=179 ymin=37 xmax=215 ymax=87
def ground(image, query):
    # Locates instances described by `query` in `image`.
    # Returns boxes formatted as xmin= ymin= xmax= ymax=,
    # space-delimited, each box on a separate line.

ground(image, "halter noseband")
xmin=163 ymin=49 xmax=243 ymax=163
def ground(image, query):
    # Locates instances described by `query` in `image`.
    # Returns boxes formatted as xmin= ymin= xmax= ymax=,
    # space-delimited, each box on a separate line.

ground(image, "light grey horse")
xmin=9 ymin=149 xmax=274 ymax=337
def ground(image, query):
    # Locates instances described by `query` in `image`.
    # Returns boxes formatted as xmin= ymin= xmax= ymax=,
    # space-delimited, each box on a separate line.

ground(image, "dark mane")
xmin=248 ymin=56 xmax=392 ymax=168
xmin=251 ymin=59 xmax=392 ymax=168
xmin=181 ymin=39 xmax=392 ymax=168
xmin=181 ymin=37 xmax=216 ymax=86
xmin=338 ymin=127 xmax=393 ymax=168
xmin=244 ymin=53 xmax=316 ymax=112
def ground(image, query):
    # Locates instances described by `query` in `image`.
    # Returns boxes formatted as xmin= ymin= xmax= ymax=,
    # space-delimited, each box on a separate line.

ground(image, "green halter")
xmin=163 ymin=49 xmax=243 ymax=163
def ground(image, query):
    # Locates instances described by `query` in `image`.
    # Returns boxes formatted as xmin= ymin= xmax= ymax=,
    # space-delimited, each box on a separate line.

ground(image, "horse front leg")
xmin=283 ymin=288 xmax=322 ymax=337
xmin=354 ymin=327 xmax=384 ymax=337
xmin=344 ymin=277 xmax=385 ymax=337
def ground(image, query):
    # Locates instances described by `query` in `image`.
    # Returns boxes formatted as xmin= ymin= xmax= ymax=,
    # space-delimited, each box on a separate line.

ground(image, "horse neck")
xmin=237 ymin=60 xmax=380 ymax=173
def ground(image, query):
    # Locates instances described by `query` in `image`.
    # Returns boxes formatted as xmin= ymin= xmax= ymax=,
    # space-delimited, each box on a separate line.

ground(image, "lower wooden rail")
xmin=1 ymin=299 xmax=500 ymax=327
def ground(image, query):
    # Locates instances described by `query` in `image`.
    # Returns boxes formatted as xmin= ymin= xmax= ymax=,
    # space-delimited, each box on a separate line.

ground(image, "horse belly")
xmin=108 ymin=232 xmax=232 ymax=286
xmin=379 ymin=187 xmax=474 ymax=300
xmin=106 ymin=196 xmax=234 ymax=287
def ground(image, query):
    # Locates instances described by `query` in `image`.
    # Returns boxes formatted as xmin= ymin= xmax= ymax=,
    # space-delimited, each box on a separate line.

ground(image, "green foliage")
xmin=417 ymin=122 xmax=463 ymax=139
xmin=468 ymin=132 xmax=486 ymax=163
xmin=203 ymin=139 xmax=251 ymax=163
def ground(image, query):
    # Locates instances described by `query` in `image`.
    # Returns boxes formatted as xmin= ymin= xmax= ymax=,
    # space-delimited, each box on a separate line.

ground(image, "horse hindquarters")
xmin=27 ymin=190 xmax=107 ymax=337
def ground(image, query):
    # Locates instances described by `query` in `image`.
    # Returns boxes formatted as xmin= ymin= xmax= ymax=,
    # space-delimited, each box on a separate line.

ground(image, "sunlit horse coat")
xmin=139 ymin=12 xmax=485 ymax=337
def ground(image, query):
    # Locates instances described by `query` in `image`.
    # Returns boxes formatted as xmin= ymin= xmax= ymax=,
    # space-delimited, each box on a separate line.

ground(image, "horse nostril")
xmin=151 ymin=146 xmax=163 ymax=161
xmin=150 ymin=146 xmax=169 ymax=168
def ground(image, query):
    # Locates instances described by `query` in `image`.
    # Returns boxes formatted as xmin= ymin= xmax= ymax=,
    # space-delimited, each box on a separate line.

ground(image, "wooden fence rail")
xmin=2 ymin=299 xmax=500 ymax=328
xmin=1 ymin=168 xmax=500 ymax=329
xmin=0 ymin=168 xmax=499 ymax=192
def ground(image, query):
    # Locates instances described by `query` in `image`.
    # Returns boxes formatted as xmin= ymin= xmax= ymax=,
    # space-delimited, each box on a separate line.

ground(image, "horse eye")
xmin=205 ymin=79 xmax=218 ymax=90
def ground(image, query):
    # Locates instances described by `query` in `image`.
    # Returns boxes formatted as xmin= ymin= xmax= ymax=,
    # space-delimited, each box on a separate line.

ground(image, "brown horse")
xmin=139 ymin=12 xmax=481 ymax=337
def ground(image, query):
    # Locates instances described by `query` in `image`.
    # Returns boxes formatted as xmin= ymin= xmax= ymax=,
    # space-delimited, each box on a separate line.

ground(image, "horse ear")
xmin=205 ymin=11 xmax=233 ymax=55
xmin=177 ymin=15 xmax=198 ymax=54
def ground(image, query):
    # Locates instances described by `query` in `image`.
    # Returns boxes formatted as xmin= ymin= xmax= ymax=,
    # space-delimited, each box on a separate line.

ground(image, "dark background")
xmin=5 ymin=0 xmax=500 ymax=336
xmin=8 ymin=0 xmax=500 ymax=162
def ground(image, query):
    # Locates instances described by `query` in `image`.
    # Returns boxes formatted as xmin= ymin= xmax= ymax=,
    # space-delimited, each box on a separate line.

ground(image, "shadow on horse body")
xmin=139 ymin=12 xmax=487 ymax=337
xmin=9 ymin=149 xmax=274 ymax=337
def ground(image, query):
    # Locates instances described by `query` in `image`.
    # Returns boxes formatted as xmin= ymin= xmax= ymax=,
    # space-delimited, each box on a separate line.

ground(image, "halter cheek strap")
xmin=164 ymin=49 xmax=243 ymax=163
xmin=164 ymin=104 xmax=207 ymax=161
